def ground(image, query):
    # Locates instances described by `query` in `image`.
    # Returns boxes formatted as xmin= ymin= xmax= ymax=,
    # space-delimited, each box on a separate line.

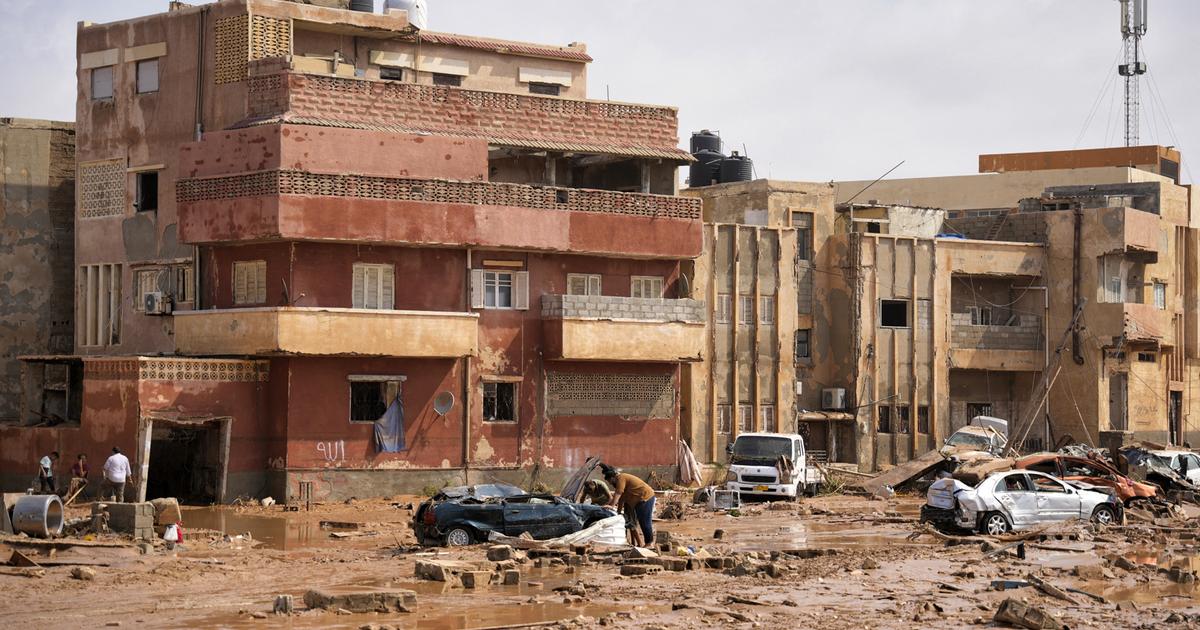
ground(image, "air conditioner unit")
xmin=144 ymin=291 xmax=172 ymax=315
xmin=821 ymin=387 xmax=847 ymax=411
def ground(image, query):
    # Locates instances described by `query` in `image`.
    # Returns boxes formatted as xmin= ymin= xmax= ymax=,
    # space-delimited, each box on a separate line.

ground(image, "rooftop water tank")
xmin=385 ymin=0 xmax=429 ymax=29
xmin=688 ymin=149 xmax=723 ymax=188
xmin=690 ymin=130 xmax=721 ymax=154
xmin=719 ymin=151 xmax=753 ymax=184
xmin=349 ymin=0 xmax=374 ymax=12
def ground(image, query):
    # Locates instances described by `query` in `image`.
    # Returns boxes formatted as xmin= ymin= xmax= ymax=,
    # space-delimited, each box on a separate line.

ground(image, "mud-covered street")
xmin=5 ymin=493 xmax=1200 ymax=629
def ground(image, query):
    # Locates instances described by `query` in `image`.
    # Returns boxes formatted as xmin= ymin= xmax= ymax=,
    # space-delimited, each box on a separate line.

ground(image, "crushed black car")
xmin=412 ymin=456 xmax=616 ymax=546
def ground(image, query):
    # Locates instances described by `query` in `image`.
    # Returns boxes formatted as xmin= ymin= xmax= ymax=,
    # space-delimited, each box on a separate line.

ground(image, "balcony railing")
xmin=541 ymin=295 xmax=705 ymax=362
xmin=950 ymin=313 xmax=1042 ymax=351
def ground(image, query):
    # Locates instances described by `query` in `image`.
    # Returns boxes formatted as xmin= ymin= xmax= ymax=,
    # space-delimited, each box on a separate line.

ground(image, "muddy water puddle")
xmin=180 ymin=507 xmax=320 ymax=550
xmin=682 ymin=519 xmax=926 ymax=552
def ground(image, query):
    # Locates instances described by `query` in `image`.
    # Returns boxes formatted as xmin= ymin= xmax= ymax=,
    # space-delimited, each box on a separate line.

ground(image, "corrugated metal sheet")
xmin=419 ymin=31 xmax=593 ymax=63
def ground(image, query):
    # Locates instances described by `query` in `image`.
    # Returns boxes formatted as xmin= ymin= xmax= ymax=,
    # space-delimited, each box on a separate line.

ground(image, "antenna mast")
xmin=1119 ymin=0 xmax=1148 ymax=147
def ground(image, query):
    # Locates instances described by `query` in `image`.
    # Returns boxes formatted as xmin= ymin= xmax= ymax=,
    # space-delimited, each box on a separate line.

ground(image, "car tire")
xmin=980 ymin=512 xmax=1011 ymax=536
xmin=444 ymin=527 xmax=475 ymax=547
xmin=1091 ymin=505 xmax=1117 ymax=526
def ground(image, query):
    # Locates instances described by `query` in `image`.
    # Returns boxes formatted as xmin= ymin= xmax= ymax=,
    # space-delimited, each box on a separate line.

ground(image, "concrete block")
xmin=414 ymin=559 xmax=480 ymax=582
xmin=486 ymin=545 xmax=514 ymax=561
xmin=460 ymin=571 xmax=493 ymax=589
xmin=620 ymin=564 xmax=662 ymax=577
xmin=303 ymin=589 xmax=416 ymax=613
xmin=96 ymin=502 xmax=156 ymax=535
xmin=501 ymin=569 xmax=521 ymax=585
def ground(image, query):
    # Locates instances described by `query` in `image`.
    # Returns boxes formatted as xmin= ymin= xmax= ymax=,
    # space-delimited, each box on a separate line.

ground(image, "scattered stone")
xmin=1107 ymin=556 xmax=1139 ymax=572
xmin=713 ymin=529 xmax=726 ymax=540
xmin=625 ymin=547 xmax=659 ymax=559
xmin=656 ymin=557 xmax=689 ymax=571
xmin=104 ymin=623 xmax=121 ymax=627
xmin=861 ymin=557 xmax=880 ymax=570
xmin=1072 ymin=564 xmax=1105 ymax=580
xmin=765 ymin=563 xmax=789 ymax=579
xmin=993 ymin=598 xmax=1064 ymax=630
xmin=70 ymin=567 xmax=96 ymax=581
xmin=487 ymin=545 xmax=515 ymax=562
xmin=502 ymin=569 xmax=521 ymax=585
xmin=273 ymin=594 xmax=294 ymax=615
xmin=149 ymin=498 xmax=182 ymax=526
xmin=460 ymin=571 xmax=493 ymax=589
xmin=414 ymin=559 xmax=480 ymax=582
xmin=251 ymin=612 xmax=268 ymax=620
xmin=303 ymin=589 xmax=416 ymax=613
xmin=620 ymin=564 xmax=662 ymax=577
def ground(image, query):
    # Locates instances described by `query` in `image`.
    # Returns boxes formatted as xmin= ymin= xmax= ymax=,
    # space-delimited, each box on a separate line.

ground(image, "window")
xmin=792 ymin=212 xmax=813 ymax=261
xmin=233 ymin=261 xmax=267 ymax=305
xmin=866 ymin=222 xmax=881 ymax=234
xmin=631 ymin=276 xmax=664 ymax=299
xmin=738 ymin=295 xmax=755 ymax=326
xmin=379 ymin=66 xmax=405 ymax=82
xmin=1000 ymin=474 xmax=1031 ymax=493
xmin=969 ymin=306 xmax=992 ymax=326
xmin=135 ymin=269 xmax=160 ymax=311
xmin=78 ymin=263 xmax=122 ymax=347
xmin=877 ymin=405 xmax=891 ymax=433
xmin=432 ymin=73 xmax=462 ymax=87
xmin=91 ymin=66 xmax=114 ymax=100
xmin=471 ymin=269 xmax=529 ymax=310
xmin=1154 ymin=282 xmax=1167 ymax=310
xmin=1032 ymin=475 xmax=1068 ymax=494
xmin=349 ymin=378 xmax=402 ymax=423
xmin=759 ymin=296 xmax=776 ymax=324
xmin=880 ymin=299 xmax=910 ymax=328
xmin=760 ymin=405 xmax=777 ymax=433
xmin=715 ymin=294 xmax=731 ymax=324
xmin=567 ymin=273 xmax=601 ymax=296
xmin=1137 ymin=352 xmax=1157 ymax=363
xmin=173 ymin=265 xmax=194 ymax=304
xmin=966 ymin=402 xmax=993 ymax=419
xmin=917 ymin=405 xmax=930 ymax=434
xmin=529 ymin=82 xmax=561 ymax=96
xmin=896 ymin=405 xmax=911 ymax=434
xmin=795 ymin=329 xmax=811 ymax=359
xmin=352 ymin=263 xmax=395 ymax=310
xmin=136 ymin=59 xmax=159 ymax=94
xmin=737 ymin=404 xmax=753 ymax=433
xmin=717 ymin=405 xmax=732 ymax=435
xmin=135 ymin=171 xmax=159 ymax=212
xmin=483 ymin=382 xmax=517 ymax=422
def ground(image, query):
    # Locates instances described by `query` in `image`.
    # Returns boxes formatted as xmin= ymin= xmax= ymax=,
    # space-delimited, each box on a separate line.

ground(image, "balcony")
xmin=1090 ymin=301 xmax=1167 ymax=343
xmin=1090 ymin=206 xmax=1161 ymax=262
xmin=541 ymin=295 xmax=704 ymax=363
xmin=174 ymin=307 xmax=478 ymax=358
xmin=941 ymin=239 xmax=1045 ymax=277
xmin=176 ymin=171 xmax=703 ymax=259
xmin=949 ymin=313 xmax=1044 ymax=371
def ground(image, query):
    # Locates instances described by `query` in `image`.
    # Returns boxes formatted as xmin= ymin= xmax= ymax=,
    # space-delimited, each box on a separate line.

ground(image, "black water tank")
xmin=690 ymin=130 xmax=721 ymax=154
xmin=349 ymin=0 xmax=375 ymax=12
xmin=689 ymin=149 xmax=723 ymax=187
xmin=719 ymin=152 xmax=753 ymax=184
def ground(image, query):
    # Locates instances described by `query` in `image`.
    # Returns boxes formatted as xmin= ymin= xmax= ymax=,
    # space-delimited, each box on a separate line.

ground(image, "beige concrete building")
xmin=685 ymin=146 xmax=1197 ymax=471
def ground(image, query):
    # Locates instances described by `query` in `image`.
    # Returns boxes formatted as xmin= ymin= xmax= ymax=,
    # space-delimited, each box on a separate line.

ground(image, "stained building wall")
xmin=0 ymin=119 xmax=75 ymax=421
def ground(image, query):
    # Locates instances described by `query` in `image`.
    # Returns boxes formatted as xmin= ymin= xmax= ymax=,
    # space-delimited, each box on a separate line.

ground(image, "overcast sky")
xmin=1 ymin=0 xmax=1196 ymax=181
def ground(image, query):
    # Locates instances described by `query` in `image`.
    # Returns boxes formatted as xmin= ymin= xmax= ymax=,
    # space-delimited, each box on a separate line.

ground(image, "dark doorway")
xmin=146 ymin=421 xmax=226 ymax=504
xmin=1170 ymin=390 xmax=1183 ymax=445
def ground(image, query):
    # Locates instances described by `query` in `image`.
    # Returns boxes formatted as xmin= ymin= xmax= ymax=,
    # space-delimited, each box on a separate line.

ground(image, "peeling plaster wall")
xmin=0 ymin=119 xmax=75 ymax=421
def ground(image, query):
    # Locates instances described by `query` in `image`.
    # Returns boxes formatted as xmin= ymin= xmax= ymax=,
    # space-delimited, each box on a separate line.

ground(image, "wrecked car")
xmin=412 ymin=457 xmax=616 ymax=546
xmin=940 ymin=417 xmax=1008 ymax=457
xmin=725 ymin=432 xmax=822 ymax=499
xmin=953 ymin=470 xmax=1123 ymax=535
xmin=1147 ymin=450 xmax=1200 ymax=486
xmin=1120 ymin=447 xmax=1200 ymax=498
xmin=1015 ymin=453 xmax=1158 ymax=505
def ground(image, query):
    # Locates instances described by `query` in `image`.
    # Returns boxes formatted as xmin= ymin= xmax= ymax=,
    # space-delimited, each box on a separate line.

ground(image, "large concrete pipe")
xmin=13 ymin=495 xmax=64 ymax=538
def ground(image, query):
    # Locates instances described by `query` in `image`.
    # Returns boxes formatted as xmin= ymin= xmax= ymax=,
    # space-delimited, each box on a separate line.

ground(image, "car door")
xmin=502 ymin=496 xmax=573 ymax=539
xmin=1030 ymin=473 xmax=1080 ymax=521
xmin=1184 ymin=455 xmax=1200 ymax=485
xmin=993 ymin=473 xmax=1038 ymax=528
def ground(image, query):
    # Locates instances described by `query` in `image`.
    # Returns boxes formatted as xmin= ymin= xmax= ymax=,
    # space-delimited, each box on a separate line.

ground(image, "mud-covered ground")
xmin=3 ymin=494 xmax=1200 ymax=629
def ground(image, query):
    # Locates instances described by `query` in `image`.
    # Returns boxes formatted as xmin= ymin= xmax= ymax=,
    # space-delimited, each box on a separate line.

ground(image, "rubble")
xmin=302 ymin=589 xmax=415 ymax=613
xmin=992 ymin=598 xmax=1064 ymax=630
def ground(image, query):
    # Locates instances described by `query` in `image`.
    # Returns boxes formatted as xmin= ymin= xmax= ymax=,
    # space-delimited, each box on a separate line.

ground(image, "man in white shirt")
xmin=102 ymin=447 xmax=134 ymax=503
xmin=36 ymin=451 xmax=59 ymax=494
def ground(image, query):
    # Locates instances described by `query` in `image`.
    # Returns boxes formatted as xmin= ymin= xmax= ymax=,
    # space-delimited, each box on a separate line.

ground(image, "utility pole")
xmin=1119 ymin=0 xmax=1148 ymax=147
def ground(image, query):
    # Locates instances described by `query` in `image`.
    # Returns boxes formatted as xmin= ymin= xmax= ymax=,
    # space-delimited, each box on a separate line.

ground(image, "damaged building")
xmin=0 ymin=0 xmax=703 ymax=502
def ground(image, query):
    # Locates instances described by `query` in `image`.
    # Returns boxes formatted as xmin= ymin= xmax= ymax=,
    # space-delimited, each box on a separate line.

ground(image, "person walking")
xmin=102 ymin=447 xmax=133 ymax=503
xmin=36 ymin=451 xmax=59 ymax=494
xmin=602 ymin=464 xmax=656 ymax=547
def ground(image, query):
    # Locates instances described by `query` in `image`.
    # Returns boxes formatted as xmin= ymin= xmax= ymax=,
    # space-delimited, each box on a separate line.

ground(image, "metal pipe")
xmin=1072 ymin=205 xmax=1085 ymax=365
xmin=13 ymin=495 xmax=64 ymax=538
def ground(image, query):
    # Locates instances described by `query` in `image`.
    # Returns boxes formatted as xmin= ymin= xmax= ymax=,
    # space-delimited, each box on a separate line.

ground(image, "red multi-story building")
xmin=1 ymin=0 xmax=703 ymax=502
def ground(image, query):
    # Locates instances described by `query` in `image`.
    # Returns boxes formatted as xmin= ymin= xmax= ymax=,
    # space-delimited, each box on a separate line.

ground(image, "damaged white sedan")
xmin=952 ymin=470 xmax=1123 ymax=535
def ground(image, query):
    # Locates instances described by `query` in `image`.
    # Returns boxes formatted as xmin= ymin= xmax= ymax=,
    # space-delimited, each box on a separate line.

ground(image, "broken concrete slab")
xmin=302 ymin=589 xmax=415 ymax=613
xmin=413 ymin=559 xmax=484 ymax=583
xmin=856 ymin=449 xmax=947 ymax=495
xmin=993 ymin=598 xmax=1064 ymax=630
xmin=460 ymin=571 xmax=493 ymax=589
xmin=486 ymin=545 xmax=515 ymax=561
xmin=149 ymin=498 xmax=182 ymax=527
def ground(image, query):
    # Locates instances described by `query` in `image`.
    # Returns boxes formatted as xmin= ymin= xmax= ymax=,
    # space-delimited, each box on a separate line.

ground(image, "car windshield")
xmin=733 ymin=436 xmax=793 ymax=462
xmin=946 ymin=431 xmax=992 ymax=450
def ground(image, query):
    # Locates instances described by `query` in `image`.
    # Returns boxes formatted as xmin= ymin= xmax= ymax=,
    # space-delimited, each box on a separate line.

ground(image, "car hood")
xmin=558 ymin=455 xmax=602 ymax=503
xmin=431 ymin=483 xmax=524 ymax=502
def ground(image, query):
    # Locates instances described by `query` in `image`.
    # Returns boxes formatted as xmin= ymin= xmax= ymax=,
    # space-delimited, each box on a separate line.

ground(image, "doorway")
xmin=139 ymin=418 xmax=230 ymax=504
xmin=1169 ymin=390 xmax=1183 ymax=445
xmin=1108 ymin=373 xmax=1128 ymax=431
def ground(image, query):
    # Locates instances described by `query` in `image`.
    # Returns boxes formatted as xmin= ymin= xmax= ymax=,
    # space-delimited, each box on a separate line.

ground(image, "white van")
xmin=724 ymin=432 xmax=822 ymax=499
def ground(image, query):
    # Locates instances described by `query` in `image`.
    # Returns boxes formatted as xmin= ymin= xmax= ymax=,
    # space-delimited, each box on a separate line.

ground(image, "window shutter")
xmin=254 ymin=261 xmax=267 ymax=303
xmin=352 ymin=265 xmax=366 ymax=308
xmin=234 ymin=264 xmax=248 ymax=305
xmin=381 ymin=265 xmax=395 ymax=309
xmin=567 ymin=275 xmax=586 ymax=296
xmin=365 ymin=266 xmax=379 ymax=309
xmin=470 ymin=269 xmax=485 ymax=309
xmin=587 ymin=275 xmax=601 ymax=296
xmin=514 ymin=271 xmax=530 ymax=310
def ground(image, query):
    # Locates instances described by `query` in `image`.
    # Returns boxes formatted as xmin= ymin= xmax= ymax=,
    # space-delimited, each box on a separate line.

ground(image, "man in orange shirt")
xmin=602 ymin=464 xmax=656 ymax=547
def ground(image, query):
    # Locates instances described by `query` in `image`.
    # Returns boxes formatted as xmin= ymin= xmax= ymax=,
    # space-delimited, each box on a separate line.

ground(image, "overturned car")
xmin=924 ymin=470 xmax=1123 ymax=535
xmin=412 ymin=457 xmax=617 ymax=546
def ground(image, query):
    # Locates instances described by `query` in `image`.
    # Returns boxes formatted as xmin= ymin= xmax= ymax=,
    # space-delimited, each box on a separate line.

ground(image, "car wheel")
xmin=981 ymin=512 xmax=1011 ymax=536
xmin=1091 ymin=505 xmax=1117 ymax=526
xmin=444 ymin=527 xmax=475 ymax=547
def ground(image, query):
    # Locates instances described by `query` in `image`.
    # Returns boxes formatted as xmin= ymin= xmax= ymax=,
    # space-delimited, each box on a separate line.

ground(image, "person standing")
xmin=66 ymin=454 xmax=90 ymax=501
xmin=603 ymin=464 xmax=656 ymax=547
xmin=102 ymin=447 xmax=133 ymax=503
xmin=36 ymin=451 xmax=59 ymax=494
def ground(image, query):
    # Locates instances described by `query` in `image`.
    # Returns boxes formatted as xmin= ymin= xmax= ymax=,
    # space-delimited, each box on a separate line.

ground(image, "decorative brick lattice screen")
xmin=546 ymin=372 xmax=674 ymax=419
xmin=78 ymin=159 xmax=126 ymax=218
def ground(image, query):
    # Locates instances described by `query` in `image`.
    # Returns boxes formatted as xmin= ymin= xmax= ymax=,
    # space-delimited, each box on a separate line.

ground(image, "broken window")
xmin=566 ymin=273 xmax=601 ymax=296
xmin=92 ymin=66 xmax=114 ymax=100
xmin=483 ymin=382 xmax=517 ymax=423
xmin=717 ymin=405 xmax=732 ymax=435
xmin=792 ymin=212 xmax=813 ymax=261
xmin=896 ymin=405 xmax=911 ymax=434
xmin=737 ymin=404 xmax=753 ymax=433
xmin=352 ymin=263 xmax=395 ymax=310
xmin=715 ymin=294 xmax=731 ymax=324
xmin=969 ymin=306 xmax=992 ymax=326
xmin=877 ymin=405 xmax=891 ymax=434
xmin=432 ymin=73 xmax=462 ymax=87
xmin=738 ymin=295 xmax=755 ymax=326
xmin=917 ymin=405 xmax=930 ymax=434
xmin=529 ymin=82 xmax=561 ymax=96
xmin=795 ymin=329 xmax=811 ymax=359
xmin=349 ymin=379 xmax=401 ymax=423
xmin=760 ymin=405 xmax=777 ymax=433
xmin=78 ymin=263 xmax=122 ymax=347
xmin=880 ymin=299 xmax=910 ymax=328
xmin=759 ymin=296 xmax=776 ymax=325
xmin=21 ymin=359 xmax=83 ymax=427
xmin=136 ymin=59 xmax=159 ymax=94
xmin=233 ymin=260 xmax=267 ymax=305
xmin=173 ymin=265 xmax=194 ymax=304
xmin=379 ymin=66 xmax=405 ymax=82
xmin=136 ymin=171 xmax=159 ymax=212
xmin=631 ymin=276 xmax=663 ymax=299
xmin=1032 ymin=476 xmax=1068 ymax=494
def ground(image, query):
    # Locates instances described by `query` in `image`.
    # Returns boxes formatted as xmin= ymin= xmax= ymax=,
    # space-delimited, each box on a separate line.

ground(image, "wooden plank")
xmin=856 ymin=449 xmax=946 ymax=495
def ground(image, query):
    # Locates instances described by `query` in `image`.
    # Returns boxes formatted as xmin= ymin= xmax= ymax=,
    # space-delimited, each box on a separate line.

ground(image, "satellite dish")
xmin=433 ymin=391 xmax=455 ymax=416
